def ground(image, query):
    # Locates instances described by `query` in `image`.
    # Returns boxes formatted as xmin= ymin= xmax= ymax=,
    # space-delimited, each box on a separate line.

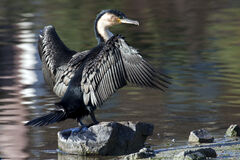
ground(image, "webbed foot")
xmin=71 ymin=125 xmax=88 ymax=136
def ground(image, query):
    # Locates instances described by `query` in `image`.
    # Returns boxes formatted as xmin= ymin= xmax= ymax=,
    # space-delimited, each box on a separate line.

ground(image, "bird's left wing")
xmin=80 ymin=36 xmax=127 ymax=107
xmin=73 ymin=35 xmax=170 ymax=108
xmin=117 ymin=38 xmax=170 ymax=91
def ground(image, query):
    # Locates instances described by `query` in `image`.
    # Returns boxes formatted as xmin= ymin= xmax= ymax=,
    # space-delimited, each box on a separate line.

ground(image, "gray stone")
xmin=123 ymin=147 xmax=155 ymax=160
xmin=174 ymin=151 xmax=205 ymax=160
xmin=173 ymin=148 xmax=217 ymax=160
xmin=185 ymin=152 xmax=205 ymax=160
xmin=58 ymin=121 xmax=154 ymax=156
xmin=225 ymin=124 xmax=240 ymax=137
xmin=188 ymin=129 xmax=214 ymax=143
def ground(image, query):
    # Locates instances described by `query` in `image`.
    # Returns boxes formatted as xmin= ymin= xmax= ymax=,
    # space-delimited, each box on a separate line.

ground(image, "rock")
xmin=58 ymin=121 xmax=154 ymax=156
xmin=174 ymin=151 xmax=205 ymax=160
xmin=173 ymin=148 xmax=217 ymax=160
xmin=225 ymin=124 xmax=240 ymax=137
xmin=123 ymin=147 xmax=155 ymax=160
xmin=185 ymin=152 xmax=205 ymax=160
xmin=188 ymin=129 xmax=214 ymax=143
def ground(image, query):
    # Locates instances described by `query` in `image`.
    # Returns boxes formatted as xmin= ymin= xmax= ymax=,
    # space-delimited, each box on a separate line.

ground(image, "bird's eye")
xmin=110 ymin=15 xmax=120 ymax=23
xmin=110 ymin=15 xmax=115 ymax=21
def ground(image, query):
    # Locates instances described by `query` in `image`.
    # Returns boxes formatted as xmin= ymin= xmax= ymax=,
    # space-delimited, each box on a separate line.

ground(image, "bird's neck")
xmin=94 ymin=15 xmax=114 ymax=44
xmin=97 ymin=25 xmax=113 ymax=43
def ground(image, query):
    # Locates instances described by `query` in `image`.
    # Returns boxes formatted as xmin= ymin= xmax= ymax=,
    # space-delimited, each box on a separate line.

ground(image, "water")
xmin=0 ymin=0 xmax=240 ymax=159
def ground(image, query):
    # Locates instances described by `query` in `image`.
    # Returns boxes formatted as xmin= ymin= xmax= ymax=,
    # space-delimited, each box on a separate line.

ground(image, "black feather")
xmin=25 ymin=110 xmax=66 ymax=127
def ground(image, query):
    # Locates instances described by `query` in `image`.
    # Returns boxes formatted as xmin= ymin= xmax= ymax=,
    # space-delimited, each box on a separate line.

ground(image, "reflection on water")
xmin=0 ymin=0 xmax=240 ymax=159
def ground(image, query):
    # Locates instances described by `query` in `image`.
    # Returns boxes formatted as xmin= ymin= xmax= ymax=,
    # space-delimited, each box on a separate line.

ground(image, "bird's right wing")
xmin=38 ymin=25 xmax=76 ymax=86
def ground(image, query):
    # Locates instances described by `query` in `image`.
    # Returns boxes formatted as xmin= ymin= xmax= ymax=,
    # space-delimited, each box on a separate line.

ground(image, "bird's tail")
xmin=25 ymin=110 xmax=66 ymax=127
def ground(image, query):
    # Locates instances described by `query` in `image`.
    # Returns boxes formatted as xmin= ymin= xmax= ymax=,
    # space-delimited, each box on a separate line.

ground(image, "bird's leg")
xmin=77 ymin=117 xmax=88 ymax=132
xmin=90 ymin=111 xmax=99 ymax=124
xmin=87 ymin=111 xmax=99 ymax=128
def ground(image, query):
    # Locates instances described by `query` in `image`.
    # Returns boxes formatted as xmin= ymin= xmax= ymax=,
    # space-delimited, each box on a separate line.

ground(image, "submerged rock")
xmin=58 ymin=121 xmax=154 ymax=156
xmin=225 ymin=124 xmax=240 ymax=137
xmin=188 ymin=129 xmax=214 ymax=143
xmin=173 ymin=148 xmax=217 ymax=160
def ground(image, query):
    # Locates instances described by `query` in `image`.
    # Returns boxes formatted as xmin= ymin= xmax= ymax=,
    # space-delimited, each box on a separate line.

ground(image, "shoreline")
xmin=153 ymin=138 xmax=240 ymax=159
xmin=123 ymin=125 xmax=240 ymax=159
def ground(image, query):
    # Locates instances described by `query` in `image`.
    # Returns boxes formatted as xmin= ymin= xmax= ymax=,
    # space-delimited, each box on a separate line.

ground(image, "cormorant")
xmin=25 ymin=9 xmax=170 ymax=128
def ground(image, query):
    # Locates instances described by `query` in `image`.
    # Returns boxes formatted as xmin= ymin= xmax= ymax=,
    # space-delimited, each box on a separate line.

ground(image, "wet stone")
xmin=58 ymin=121 xmax=154 ymax=156
xmin=225 ymin=124 xmax=240 ymax=137
xmin=122 ymin=147 xmax=155 ymax=160
xmin=174 ymin=151 xmax=205 ymax=160
xmin=173 ymin=148 xmax=217 ymax=160
xmin=188 ymin=129 xmax=214 ymax=143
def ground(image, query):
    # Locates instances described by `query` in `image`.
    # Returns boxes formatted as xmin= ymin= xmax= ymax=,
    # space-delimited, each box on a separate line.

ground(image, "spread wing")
xmin=118 ymin=38 xmax=170 ymax=90
xmin=78 ymin=35 xmax=170 ymax=107
xmin=38 ymin=25 xmax=76 ymax=88
xmin=80 ymin=39 xmax=127 ymax=107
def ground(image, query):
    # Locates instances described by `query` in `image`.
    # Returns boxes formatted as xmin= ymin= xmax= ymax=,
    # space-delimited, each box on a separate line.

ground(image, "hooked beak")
xmin=120 ymin=18 xmax=139 ymax=26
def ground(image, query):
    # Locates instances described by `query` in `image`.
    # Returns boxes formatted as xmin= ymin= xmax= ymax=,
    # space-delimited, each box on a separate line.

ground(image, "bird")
xmin=25 ymin=9 xmax=170 ymax=129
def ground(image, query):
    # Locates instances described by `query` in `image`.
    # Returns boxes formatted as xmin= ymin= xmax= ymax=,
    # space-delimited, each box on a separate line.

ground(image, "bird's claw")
xmin=71 ymin=126 xmax=88 ymax=136
xmin=80 ymin=126 xmax=88 ymax=132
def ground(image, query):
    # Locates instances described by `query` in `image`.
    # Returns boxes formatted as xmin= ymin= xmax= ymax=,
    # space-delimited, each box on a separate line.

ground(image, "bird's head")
xmin=94 ymin=9 xmax=139 ymax=44
xmin=96 ymin=9 xmax=139 ymax=26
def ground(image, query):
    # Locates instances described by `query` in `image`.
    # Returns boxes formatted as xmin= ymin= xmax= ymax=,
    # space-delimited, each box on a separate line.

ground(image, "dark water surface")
xmin=0 ymin=0 xmax=240 ymax=159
